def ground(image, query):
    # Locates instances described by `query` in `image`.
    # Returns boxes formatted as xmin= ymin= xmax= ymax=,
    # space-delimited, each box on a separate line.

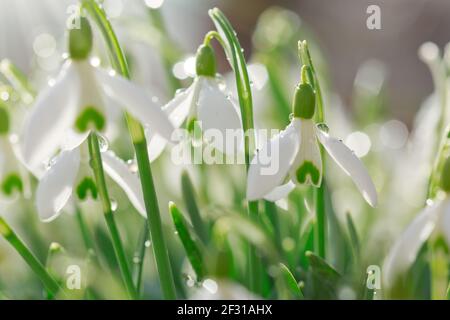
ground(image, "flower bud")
xmin=196 ymin=44 xmax=216 ymax=77
xmin=292 ymin=83 xmax=315 ymax=119
xmin=68 ymin=16 xmax=93 ymax=60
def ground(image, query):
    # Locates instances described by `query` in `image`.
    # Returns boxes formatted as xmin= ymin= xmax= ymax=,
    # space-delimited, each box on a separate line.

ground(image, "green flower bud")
xmin=292 ymin=83 xmax=315 ymax=119
xmin=440 ymin=156 xmax=450 ymax=192
xmin=0 ymin=105 xmax=9 ymax=135
xmin=196 ymin=44 xmax=216 ymax=77
xmin=68 ymin=16 xmax=93 ymax=60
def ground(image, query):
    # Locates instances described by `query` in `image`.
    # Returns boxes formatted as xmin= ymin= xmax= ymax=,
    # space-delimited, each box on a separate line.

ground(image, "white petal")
xmin=145 ymin=83 xmax=197 ymax=162
xmin=383 ymin=200 xmax=444 ymax=288
xmin=23 ymin=61 xmax=79 ymax=169
xmin=246 ymin=121 xmax=300 ymax=201
xmin=316 ymin=127 xmax=377 ymax=207
xmin=263 ymin=180 xmax=296 ymax=202
xmin=163 ymin=83 xmax=196 ymax=128
xmin=146 ymin=131 xmax=168 ymax=162
xmin=290 ymin=119 xmax=322 ymax=187
xmin=102 ymin=151 xmax=146 ymax=217
xmin=197 ymin=77 xmax=243 ymax=155
xmin=36 ymin=148 xmax=81 ymax=222
xmin=95 ymin=68 xmax=175 ymax=141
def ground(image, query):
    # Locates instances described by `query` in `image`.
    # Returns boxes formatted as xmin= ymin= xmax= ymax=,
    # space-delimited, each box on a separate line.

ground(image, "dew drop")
xmin=110 ymin=198 xmax=118 ymax=212
xmin=144 ymin=240 xmax=151 ymax=247
xmin=98 ymin=134 xmax=109 ymax=152
xmin=316 ymin=123 xmax=329 ymax=133
xmin=202 ymin=279 xmax=218 ymax=294
xmin=288 ymin=113 xmax=294 ymax=121
xmin=133 ymin=256 xmax=141 ymax=264
xmin=127 ymin=159 xmax=138 ymax=173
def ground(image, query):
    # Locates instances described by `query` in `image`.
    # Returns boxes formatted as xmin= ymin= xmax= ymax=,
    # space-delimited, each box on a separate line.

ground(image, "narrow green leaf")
xmin=279 ymin=263 xmax=303 ymax=299
xmin=181 ymin=170 xmax=208 ymax=243
xmin=306 ymin=250 xmax=341 ymax=281
xmin=0 ymin=217 xmax=63 ymax=297
xmin=169 ymin=202 xmax=205 ymax=281
xmin=346 ymin=212 xmax=360 ymax=264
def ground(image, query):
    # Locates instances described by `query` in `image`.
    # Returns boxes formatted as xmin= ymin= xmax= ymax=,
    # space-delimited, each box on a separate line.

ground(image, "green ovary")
xmin=75 ymin=106 xmax=105 ymax=132
xmin=296 ymin=161 xmax=320 ymax=185
xmin=76 ymin=177 xmax=98 ymax=200
xmin=1 ymin=173 xmax=23 ymax=196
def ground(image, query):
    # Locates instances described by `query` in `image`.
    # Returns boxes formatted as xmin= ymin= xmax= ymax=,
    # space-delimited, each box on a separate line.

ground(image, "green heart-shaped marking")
xmin=1 ymin=173 xmax=23 ymax=196
xmin=75 ymin=106 xmax=105 ymax=132
xmin=76 ymin=177 xmax=98 ymax=200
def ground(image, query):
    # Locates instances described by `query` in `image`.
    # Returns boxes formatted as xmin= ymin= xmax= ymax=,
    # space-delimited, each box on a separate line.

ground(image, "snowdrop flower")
xmin=36 ymin=141 xmax=145 ymax=222
xmin=383 ymin=156 xmax=450 ymax=288
xmin=22 ymin=17 xmax=174 ymax=170
xmin=247 ymin=68 xmax=377 ymax=206
xmin=147 ymin=43 xmax=243 ymax=161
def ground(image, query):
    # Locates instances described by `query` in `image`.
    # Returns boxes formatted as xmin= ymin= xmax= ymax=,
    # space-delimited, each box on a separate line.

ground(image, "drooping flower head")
xmin=247 ymin=66 xmax=377 ymax=207
xmin=147 ymin=41 xmax=243 ymax=161
xmin=22 ymin=14 xmax=169 ymax=221
xmin=22 ymin=15 xmax=175 ymax=171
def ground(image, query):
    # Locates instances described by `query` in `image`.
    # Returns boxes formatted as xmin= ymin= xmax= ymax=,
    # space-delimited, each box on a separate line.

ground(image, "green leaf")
xmin=181 ymin=170 xmax=208 ymax=243
xmin=213 ymin=213 xmax=277 ymax=262
xmin=304 ymin=251 xmax=342 ymax=299
xmin=279 ymin=263 xmax=303 ymax=299
xmin=169 ymin=202 xmax=205 ymax=281
xmin=346 ymin=212 xmax=360 ymax=264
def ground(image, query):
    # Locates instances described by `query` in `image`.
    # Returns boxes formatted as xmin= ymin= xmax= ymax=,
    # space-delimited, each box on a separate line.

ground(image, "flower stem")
xmin=299 ymin=40 xmax=327 ymax=258
xmin=87 ymin=132 xmax=138 ymax=300
xmin=208 ymin=8 xmax=260 ymax=293
xmin=0 ymin=217 xmax=62 ymax=297
xmin=83 ymin=0 xmax=176 ymax=299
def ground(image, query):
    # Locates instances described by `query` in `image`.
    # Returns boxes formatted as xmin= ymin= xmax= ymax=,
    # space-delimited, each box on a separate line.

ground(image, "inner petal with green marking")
xmin=1 ymin=173 xmax=23 ymax=196
xmin=76 ymin=176 xmax=98 ymax=200
xmin=75 ymin=106 xmax=106 ymax=133
xmin=296 ymin=161 xmax=321 ymax=186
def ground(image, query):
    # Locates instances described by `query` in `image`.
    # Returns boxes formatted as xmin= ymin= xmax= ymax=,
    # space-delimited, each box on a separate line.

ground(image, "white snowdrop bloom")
xmin=22 ymin=17 xmax=174 ymax=171
xmin=383 ymin=157 xmax=450 ymax=288
xmin=146 ymin=43 xmax=243 ymax=162
xmin=247 ymin=74 xmax=377 ymax=207
xmin=36 ymin=142 xmax=145 ymax=222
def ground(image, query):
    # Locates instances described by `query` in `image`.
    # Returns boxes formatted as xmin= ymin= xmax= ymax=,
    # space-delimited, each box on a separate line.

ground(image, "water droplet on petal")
xmin=288 ymin=113 xmax=294 ymax=121
xmin=202 ymin=279 xmax=218 ymax=294
xmin=316 ymin=123 xmax=329 ymax=133
xmin=127 ymin=159 xmax=138 ymax=173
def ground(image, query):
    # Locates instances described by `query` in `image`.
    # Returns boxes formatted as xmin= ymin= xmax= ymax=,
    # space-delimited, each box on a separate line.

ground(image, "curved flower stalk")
xmin=247 ymin=66 xmax=378 ymax=207
xmin=147 ymin=36 xmax=243 ymax=161
xmin=21 ymin=17 xmax=175 ymax=172
xmin=36 ymin=142 xmax=145 ymax=222
xmin=383 ymin=156 xmax=450 ymax=290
